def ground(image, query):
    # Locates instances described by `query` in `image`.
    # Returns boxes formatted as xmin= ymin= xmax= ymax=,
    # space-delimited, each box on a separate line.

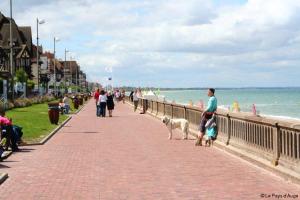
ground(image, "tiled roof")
xmin=0 ymin=12 xmax=9 ymax=26
xmin=32 ymin=44 xmax=43 ymax=59
xmin=0 ymin=15 xmax=32 ymax=54
xmin=41 ymin=51 xmax=54 ymax=59
xmin=19 ymin=26 xmax=32 ymax=52
xmin=0 ymin=20 xmax=23 ymax=47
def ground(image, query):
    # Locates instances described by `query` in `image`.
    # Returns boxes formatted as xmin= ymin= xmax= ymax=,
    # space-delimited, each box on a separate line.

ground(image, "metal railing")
xmin=125 ymin=96 xmax=300 ymax=171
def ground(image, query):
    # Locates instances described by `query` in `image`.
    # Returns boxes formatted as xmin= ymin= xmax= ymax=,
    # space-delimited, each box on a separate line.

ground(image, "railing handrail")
xmin=137 ymin=97 xmax=300 ymax=131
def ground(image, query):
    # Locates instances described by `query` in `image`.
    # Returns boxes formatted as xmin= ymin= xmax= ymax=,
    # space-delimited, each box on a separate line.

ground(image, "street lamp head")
xmin=54 ymin=37 xmax=60 ymax=42
xmin=38 ymin=19 xmax=46 ymax=24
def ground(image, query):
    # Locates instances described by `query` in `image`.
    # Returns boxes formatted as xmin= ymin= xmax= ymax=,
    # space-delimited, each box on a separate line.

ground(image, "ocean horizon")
xmin=158 ymin=88 xmax=300 ymax=121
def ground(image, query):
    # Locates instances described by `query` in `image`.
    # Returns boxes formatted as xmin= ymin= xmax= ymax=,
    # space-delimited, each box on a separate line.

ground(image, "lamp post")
xmin=9 ymin=0 xmax=14 ymax=101
xmin=64 ymin=48 xmax=69 ymax=94
xmin=53 ymin=37 xmax=60 ymax=96
xmin=76 ymin=64 xmax=78 ymax=93
xmin=36 ymin=18 xmax=45 ymax=94
xmin=70 ymin=56 xmax=78 ymax=93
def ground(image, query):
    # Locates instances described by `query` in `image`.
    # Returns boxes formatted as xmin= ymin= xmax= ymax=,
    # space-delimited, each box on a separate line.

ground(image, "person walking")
xmin=98 ymin=90 xmax=107 ymax=117
xmin=195 ymin=88 xmax=218 ymax=146
xmin=121 ymin=89 xmax=126 ymax=104
xmin=107 ymin=91 xmax=115 ymax=117
xmin=115 ymin=90 xmax=121 ymax=102
xmin=133 ymin=90 xmax=139 ymax=112
xmin=129 ymin=91 xmax=134 ymax=102
xmin=94 ymin=89 xmax=100 ymax=117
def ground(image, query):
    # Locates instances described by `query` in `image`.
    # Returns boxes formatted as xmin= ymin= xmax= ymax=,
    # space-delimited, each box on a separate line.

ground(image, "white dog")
xmin=162 ymin=116 xmax=189 ymax=140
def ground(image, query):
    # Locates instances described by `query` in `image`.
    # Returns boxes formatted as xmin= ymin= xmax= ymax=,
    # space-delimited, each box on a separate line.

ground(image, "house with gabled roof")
xmin=0 ymin=12 xmax=11 ymax=79
xmin=0 ymin=11 xmax=33 ymax=98
xmin=1 ymin=22 xmax=33 ymax=77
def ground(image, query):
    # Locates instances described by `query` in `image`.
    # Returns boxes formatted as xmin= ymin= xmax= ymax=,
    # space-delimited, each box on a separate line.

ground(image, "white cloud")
xmin=1 ymin=0 xmax=300 ymax=87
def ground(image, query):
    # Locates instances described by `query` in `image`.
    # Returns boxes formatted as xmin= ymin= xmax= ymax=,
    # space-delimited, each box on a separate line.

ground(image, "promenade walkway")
xmin=0 ymin=100 xmax=299 ymax=200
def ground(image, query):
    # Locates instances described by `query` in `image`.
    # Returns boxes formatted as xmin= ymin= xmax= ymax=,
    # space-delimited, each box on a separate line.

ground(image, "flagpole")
xmin=111 ymin=67 xmax=113 ymax=91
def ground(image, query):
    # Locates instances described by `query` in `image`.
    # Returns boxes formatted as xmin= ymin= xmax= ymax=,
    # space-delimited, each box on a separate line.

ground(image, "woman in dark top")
xmin=107 ymin=91 xmax=115 ymax=117
xmin=129 ymin=91 xmax=134 ymax=102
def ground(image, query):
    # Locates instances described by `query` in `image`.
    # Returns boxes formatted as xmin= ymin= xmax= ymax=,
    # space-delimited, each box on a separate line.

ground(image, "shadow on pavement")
xmin=63 ymin=131 xmax=100 ymax=134
xmin=16 ymin=148 xmax=36 ymax=153
xmin=0 ymin=164 xmax=10 ymax=169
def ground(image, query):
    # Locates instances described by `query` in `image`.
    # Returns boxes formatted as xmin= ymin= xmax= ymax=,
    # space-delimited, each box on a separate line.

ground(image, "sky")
xmin=1 ymin=0 xmax=300 ymax=88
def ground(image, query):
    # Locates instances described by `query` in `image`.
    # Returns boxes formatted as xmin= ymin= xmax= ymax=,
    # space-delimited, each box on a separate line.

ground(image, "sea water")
xmin=160 ymin=88 xmax=300 ymax=120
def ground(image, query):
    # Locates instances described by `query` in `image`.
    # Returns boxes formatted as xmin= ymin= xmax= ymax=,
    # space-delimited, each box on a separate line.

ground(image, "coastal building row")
xmin=0 ymin=11 xmax=87 ymax=98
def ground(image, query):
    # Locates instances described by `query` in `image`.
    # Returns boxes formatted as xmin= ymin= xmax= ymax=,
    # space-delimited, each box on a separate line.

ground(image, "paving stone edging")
xmin=22 ymin=100 xmax=89 ymax=146
xmin=39 ymin=116 xmax=73 ymax=145
xmin=72 ymin=99 xmax=90 ymax=114
xmin=23 ymin=116 xmax=72 ymax=146
xmin=0 ymin=101 xmax=88 ymax=186
xmin=74 ymin=104 xmax=85 ymax=114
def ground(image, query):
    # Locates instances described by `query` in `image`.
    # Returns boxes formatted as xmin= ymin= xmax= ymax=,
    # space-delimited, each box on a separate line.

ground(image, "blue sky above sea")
xmin=1 ymin=0 xmax=300 ymax=88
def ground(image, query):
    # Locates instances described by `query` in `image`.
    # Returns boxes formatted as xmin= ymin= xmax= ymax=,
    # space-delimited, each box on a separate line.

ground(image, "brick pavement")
xmin=0 ymin=100 xmax=299 ymax=200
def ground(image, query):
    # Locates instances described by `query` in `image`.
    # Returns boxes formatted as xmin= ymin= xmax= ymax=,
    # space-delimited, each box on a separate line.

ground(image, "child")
xmin=204 ymin=114 xmax=217 ymax=147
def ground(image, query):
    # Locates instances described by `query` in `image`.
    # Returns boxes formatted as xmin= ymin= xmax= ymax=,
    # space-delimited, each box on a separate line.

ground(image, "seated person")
xmin=0 ymin=110 xmax=19 ymax=151
xmin=62 ymin=95 xmax=70 ymax=114
xmin=59 ymin=101 xmax=65 ymax=114
xmin=12 ymin=125 xmax=24 ymax=145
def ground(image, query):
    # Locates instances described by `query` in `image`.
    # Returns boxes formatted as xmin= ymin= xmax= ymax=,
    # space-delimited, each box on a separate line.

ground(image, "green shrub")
xmin=0 ymin=103 xmax=5 ymax=112
xmin=8 ymin=102 xmax=14 ymax=110
xmin=5 ymin=95 xmax=58 ymax=110
xmin=23 ymin=98 xmax=32 ymax=107
xmin=13 ymin=100 xmax=19 ymax=108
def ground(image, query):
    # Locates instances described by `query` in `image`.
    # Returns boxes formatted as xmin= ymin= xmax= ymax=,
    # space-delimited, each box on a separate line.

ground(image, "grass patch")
xmin=6 ymin=103 xmax=69 ymax=143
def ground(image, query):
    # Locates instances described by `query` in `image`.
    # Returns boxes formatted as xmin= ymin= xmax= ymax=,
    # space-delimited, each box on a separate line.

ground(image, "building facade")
xmin=0 ymin=12 xmax=33 ymax=98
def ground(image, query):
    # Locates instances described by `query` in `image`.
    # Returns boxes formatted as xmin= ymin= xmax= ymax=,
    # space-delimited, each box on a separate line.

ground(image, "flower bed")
xmin=0 ymin=95 xmax=56 ymax=111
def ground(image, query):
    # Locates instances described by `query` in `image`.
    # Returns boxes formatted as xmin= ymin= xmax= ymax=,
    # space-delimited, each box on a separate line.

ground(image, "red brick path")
xmin=0 ymin=100 xmax=299 ymax=200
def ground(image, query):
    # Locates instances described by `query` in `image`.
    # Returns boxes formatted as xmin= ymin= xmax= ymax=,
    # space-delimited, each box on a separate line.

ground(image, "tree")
xmin=27 ymin=80 xmax=35 ymax=91
xmin=15 ymin=68 xmax=28 ymax=97
xmin=15 ymin=68 xmax=28 ymax=84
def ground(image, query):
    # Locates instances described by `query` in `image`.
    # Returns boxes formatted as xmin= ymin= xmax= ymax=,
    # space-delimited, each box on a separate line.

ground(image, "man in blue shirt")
xmin=195 ymin=88 xmax=217 ymax=146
